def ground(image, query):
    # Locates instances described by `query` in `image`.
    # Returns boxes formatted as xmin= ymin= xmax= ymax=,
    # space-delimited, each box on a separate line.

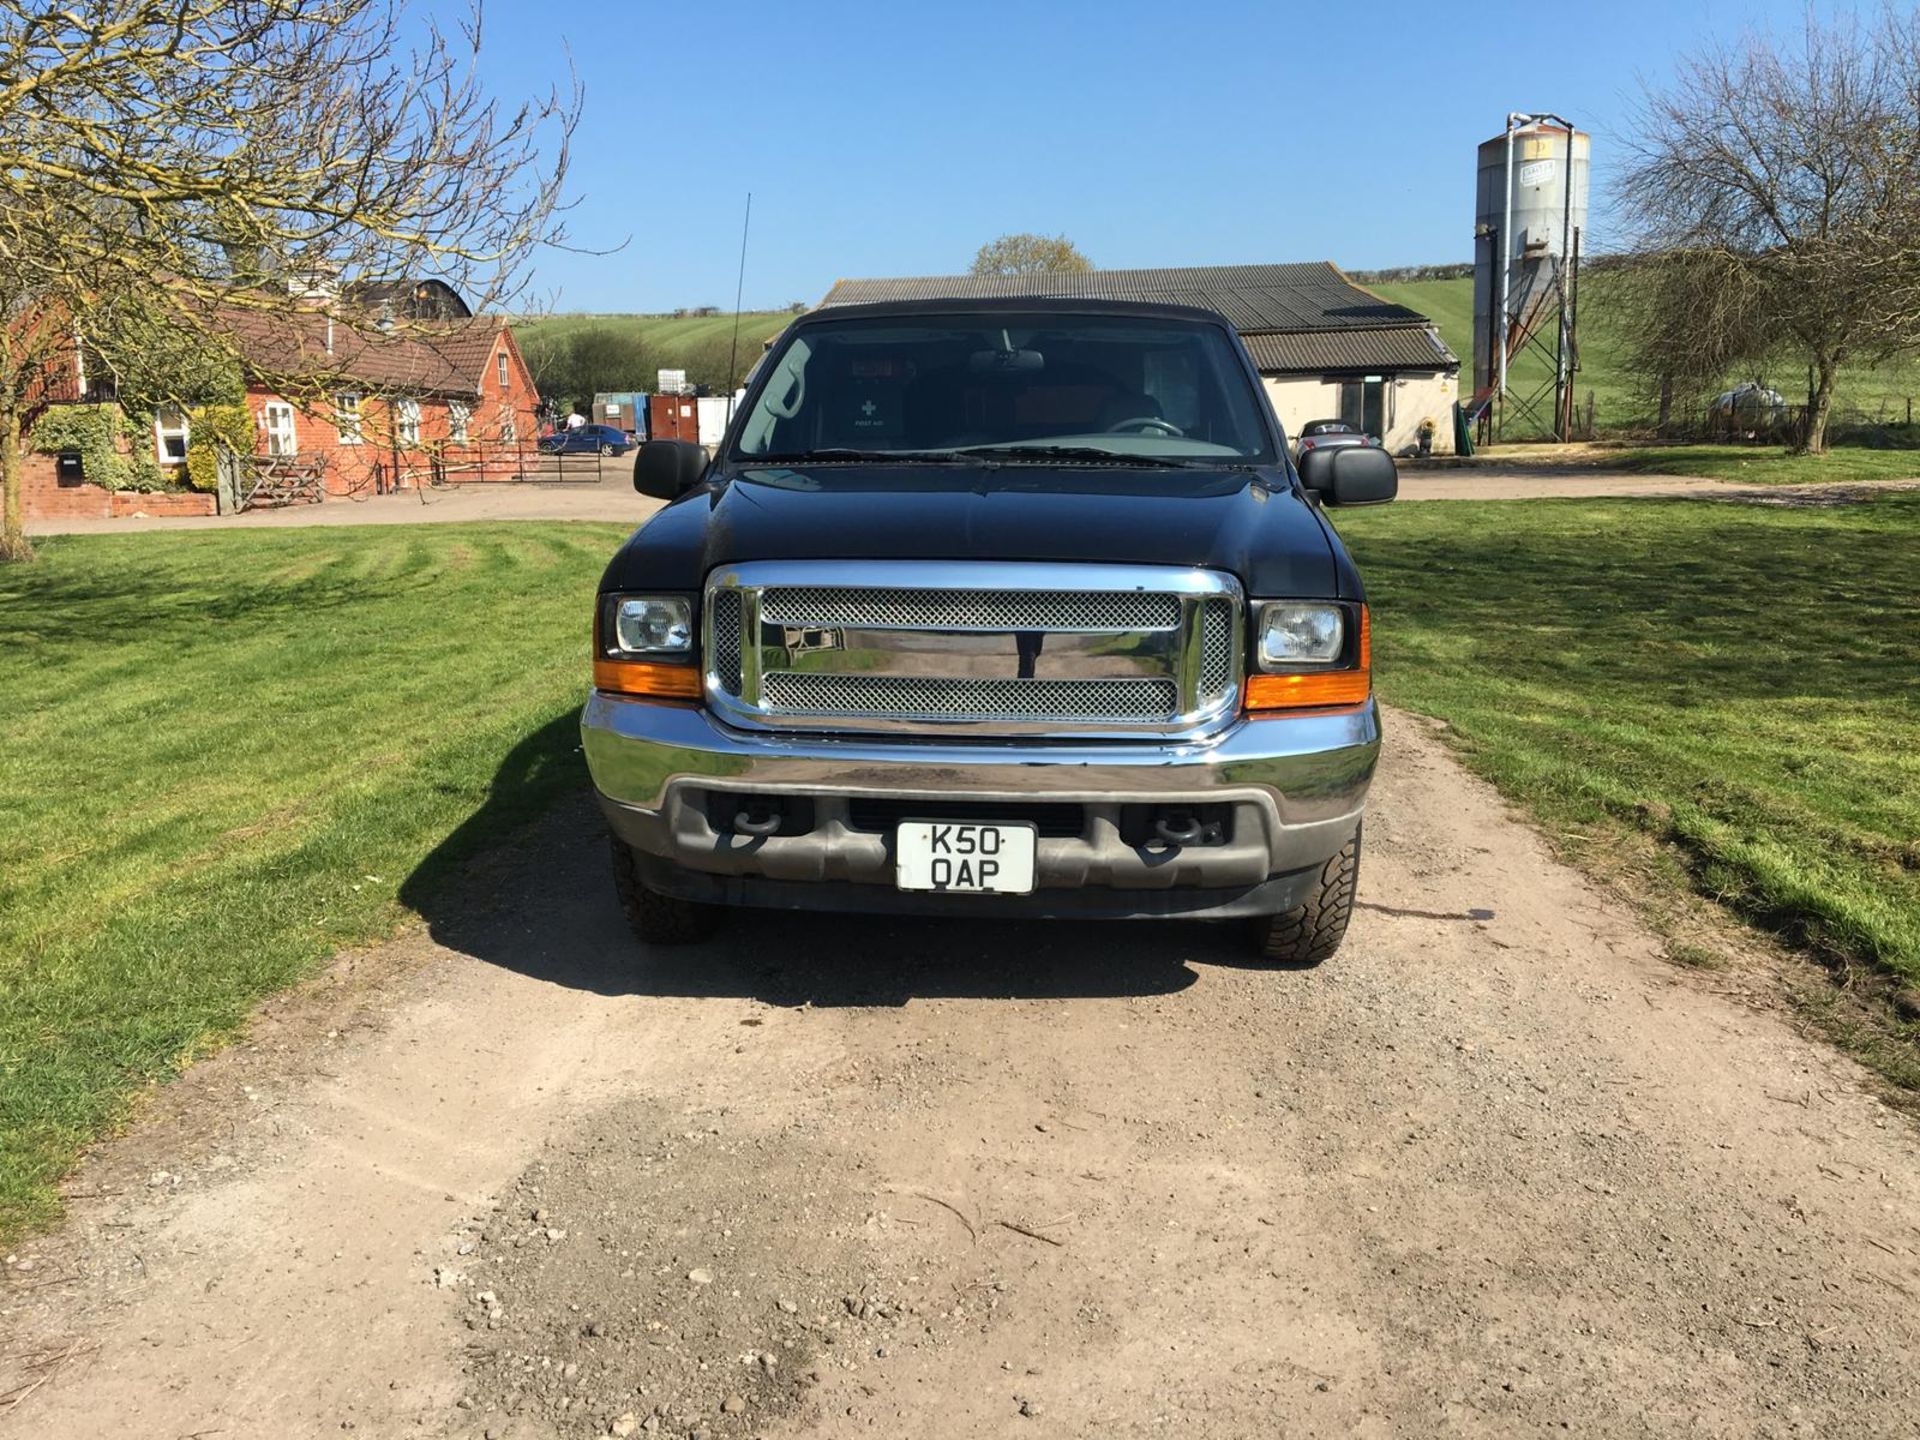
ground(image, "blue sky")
xmin=477 ymin=0 xmax=1829 ymax=313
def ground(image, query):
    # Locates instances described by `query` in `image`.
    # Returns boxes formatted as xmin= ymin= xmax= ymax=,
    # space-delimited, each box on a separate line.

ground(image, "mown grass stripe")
xmin=0 ymin=522 xmax=624 ymax=1238
xmin=1337 ymin=490 xmax=1920 ymax=985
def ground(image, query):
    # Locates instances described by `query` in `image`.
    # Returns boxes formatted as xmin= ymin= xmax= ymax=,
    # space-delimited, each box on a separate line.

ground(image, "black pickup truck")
xmin=581 ymin=297 xmax=1396 ymax=964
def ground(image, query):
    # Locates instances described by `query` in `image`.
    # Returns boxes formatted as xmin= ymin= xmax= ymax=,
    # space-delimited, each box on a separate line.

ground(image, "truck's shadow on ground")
xmin=401 ymin=719 xmax=1237 ymax=1005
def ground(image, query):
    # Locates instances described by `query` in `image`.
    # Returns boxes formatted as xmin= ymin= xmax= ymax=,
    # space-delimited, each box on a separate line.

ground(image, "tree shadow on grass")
xmin=399 ymin=714 xmax=1233 ymax=1007
xmin=1343 ymin=499 xmax=1919 ymax=707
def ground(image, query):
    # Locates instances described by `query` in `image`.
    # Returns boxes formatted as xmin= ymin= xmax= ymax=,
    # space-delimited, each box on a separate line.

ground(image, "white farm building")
xmin=819 ymin=261 xmax=1459 ymax=455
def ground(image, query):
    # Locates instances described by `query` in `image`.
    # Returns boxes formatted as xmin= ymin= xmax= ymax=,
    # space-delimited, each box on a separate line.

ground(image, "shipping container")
xmin=696 ymin=395 xmax=738 ymax=448
xmin=648 ymin=392 xmax=700 ymax=443
xmin=593 ymin=391 xmax=646 ymax=436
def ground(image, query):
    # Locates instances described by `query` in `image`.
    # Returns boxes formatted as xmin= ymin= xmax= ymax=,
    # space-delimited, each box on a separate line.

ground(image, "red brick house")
xmin=211 ymin=307 xmax=542 ymax=497
xmin=17 ymin=290 xmax=541 ymax=522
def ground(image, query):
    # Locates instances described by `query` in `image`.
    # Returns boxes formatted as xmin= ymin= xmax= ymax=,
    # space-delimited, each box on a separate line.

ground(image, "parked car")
xmin=582 ymin=297 xmax=1397 ymax=964
xmin=539 ymin=423 xmax=636 ymax=456
xmin=1294 ymin=418 xmax=1378 ymax=461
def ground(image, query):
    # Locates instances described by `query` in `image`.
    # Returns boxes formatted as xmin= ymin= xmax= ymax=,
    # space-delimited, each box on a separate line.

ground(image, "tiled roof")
xmin=820 ymin=262 xmax=1423 ymax=333
xmin=220 ymin=307 xmax=508 ymax=396
xmin=1241 ymin=326 xmax=1456 ymax=374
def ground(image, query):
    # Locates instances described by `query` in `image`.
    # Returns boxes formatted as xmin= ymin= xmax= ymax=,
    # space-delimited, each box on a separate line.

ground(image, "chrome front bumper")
xmin=581 ymin=694 xmax=1380 ymax=915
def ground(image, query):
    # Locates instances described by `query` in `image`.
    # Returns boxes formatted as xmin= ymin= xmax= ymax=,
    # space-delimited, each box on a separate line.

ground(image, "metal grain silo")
xmin=1470 ymin=114 xmax=1589 ymax=439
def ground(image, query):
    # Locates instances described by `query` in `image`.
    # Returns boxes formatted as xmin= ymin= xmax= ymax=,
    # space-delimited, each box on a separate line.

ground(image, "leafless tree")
xmin=0 ymin=0 xmax=578 ymax=558
xmin=1601 ymin=252 xmax=1775 ymax=431
xmin=1620 ymin=8 xmax=1920 ymax=453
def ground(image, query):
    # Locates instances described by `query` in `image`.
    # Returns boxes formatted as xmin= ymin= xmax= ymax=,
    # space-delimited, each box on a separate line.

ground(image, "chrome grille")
xmin=763 ymin=673 xmax=1179 ymax=721
xmin=709 ymin=590 xmax=742 ymax=695
xmin=1200 ymin=598 xmax=1234 ymax=700
xmin=704 ymin=561 xmax=1241 ymax=738
xmin=759 ymin=587 xmax=1177 ymax=632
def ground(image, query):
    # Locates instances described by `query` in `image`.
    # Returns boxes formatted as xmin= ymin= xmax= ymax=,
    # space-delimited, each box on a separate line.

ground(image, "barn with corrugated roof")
xmin=819 ymin=262 xmax=1459 ymax=455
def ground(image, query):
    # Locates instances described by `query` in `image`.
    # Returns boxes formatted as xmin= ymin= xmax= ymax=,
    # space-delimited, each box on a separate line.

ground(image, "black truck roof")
xmin=795 ymin=294 xmax=1238 ymax=328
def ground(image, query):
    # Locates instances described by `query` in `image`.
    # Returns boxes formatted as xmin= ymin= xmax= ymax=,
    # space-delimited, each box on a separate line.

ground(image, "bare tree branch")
xmin=0 ymin=0 xmax=578 ymax=555
xmin=1620 ymin=8 xmax=1920 ymax=452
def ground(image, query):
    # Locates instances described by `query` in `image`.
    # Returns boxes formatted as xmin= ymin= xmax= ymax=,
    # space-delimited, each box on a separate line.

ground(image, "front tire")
xmin=610 ymin=835 xmax=722 ymax=945
xmin=1250 ymin=826 xmax=1360 ymax=967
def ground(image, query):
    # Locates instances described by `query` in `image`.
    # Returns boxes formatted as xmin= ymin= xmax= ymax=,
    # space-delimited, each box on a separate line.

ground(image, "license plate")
xmin=895 ymin=820 xmax=1037 ymax=894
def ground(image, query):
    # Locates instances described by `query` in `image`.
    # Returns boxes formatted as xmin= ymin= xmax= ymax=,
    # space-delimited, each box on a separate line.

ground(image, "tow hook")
xmin=1153 ymin=812 xmax=1206 ymax=847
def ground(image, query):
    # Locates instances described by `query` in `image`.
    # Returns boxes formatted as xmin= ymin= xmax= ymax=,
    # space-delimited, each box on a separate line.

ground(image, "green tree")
xmin=969 ymin=233 xmax=1093 ymax=278
xmin=683 ymin=332 xmax=765 ymax=394
xmin=521 ymin=327 xmax=656 ymax=414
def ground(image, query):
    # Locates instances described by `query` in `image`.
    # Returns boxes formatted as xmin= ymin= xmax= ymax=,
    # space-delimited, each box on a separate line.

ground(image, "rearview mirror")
xmin=968 ymin=348 xmax=1044 ymax=373
xmin=634 ymin=439 xmax=708 ymax=500
xmin=1297 ymin=445 xmax=1397 ymax=505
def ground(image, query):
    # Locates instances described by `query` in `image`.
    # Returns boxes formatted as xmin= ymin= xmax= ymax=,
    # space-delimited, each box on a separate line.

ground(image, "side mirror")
xmin=1298 ymin=445 xmax=1397 ymax=505
xmin=634 ymin=439 xmax=708 ymax=499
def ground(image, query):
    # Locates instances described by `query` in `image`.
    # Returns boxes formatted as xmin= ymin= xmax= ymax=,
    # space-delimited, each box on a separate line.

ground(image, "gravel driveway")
xmin=4 ymin=716 xmax=1918 ymax=1438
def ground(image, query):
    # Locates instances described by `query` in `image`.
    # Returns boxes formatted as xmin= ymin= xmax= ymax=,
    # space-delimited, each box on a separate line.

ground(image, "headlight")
xmin=1255 ymin=602 xmax=1345 ymax=669
xmin=607 ymin=595 xmax=693 ymax=654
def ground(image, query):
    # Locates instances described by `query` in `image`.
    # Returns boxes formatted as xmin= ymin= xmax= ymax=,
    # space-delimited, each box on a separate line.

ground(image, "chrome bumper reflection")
xmin=581 ymin=694 xmax=1381 ymax=886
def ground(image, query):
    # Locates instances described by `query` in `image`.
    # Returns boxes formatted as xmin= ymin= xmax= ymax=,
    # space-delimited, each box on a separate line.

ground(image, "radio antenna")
xmin=724 ymin=192 xmax=753 ymax=426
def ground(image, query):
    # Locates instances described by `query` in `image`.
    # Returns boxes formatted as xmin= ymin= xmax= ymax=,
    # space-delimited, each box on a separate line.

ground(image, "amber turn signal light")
xmin=592 ymin=658 xmax=702 ymax=699
xmin=1245 ymin=669 xmax=1371 ymax=710
xmin=1245 ymin=606 xmax=1370 ymax=711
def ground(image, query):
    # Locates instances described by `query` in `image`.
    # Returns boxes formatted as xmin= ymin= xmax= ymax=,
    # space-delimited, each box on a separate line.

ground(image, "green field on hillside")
xmin=517 ymin=310 xmax=795 ymax=359
xmin=1366 ymin=275 xmax=1920 ymax=436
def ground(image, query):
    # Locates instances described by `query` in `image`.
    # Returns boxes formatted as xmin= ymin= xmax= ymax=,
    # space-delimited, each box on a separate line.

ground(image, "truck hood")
xmin=601 ymin=464 xmax=1343 ymax=598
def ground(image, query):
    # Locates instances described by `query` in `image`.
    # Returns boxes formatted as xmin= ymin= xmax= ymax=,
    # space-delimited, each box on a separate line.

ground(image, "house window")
xmin=263 ymin=401 xmax=297 ymax=456
xmin=448 ymin=401 xmax=470 ymax=443
xmin=334 ymin=392 xmax=363 ymax=445
xmin=497 ymin=352 xmax=509 ymax=390
xmin=154 ymin=407 xmax=189 ymax=465
xmin=499 ymin=410 xmax=517 ymax=443
xmin=395 ymin=397 xmax=420 ymax=446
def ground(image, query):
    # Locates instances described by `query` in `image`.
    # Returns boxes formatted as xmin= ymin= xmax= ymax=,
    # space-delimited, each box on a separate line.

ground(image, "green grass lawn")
xmin=1334 ymin=490 xmax=1920 ymax=996
xmin=0 ymin=524 xmax=621 ymax=1238
xmin=1603 ymin=444 xmax=1920 ymax=483
xmin=1366 ymin=274 xmax=1920 ymax=437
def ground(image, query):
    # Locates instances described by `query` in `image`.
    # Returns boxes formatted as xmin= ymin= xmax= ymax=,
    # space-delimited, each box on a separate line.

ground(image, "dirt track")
xmin=5 ymin=716 xmax=1920 ymax=1438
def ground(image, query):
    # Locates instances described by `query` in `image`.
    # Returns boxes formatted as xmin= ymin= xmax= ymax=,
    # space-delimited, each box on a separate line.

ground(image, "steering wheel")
xmin=1105 ymin=416 xmax=1185 ymax=437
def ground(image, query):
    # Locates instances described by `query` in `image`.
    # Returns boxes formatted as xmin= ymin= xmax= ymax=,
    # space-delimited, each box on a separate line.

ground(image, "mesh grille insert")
xmin=762 ymin=673 xmax=1179 ymax=721
xmin=1200 ymin=598 xmax=1235 ymax=701
xmin=708 ymin=590 xmax=742 ymax=695
xmin=759 ymin=587 xmax=1178 ymax=632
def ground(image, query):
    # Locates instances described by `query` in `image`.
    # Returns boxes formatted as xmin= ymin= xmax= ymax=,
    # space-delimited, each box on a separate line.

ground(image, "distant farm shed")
xmin=819 ymin=262 xmax=1459 ymax=454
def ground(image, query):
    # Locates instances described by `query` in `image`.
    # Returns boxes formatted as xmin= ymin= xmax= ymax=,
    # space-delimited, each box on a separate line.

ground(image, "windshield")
xmin=731 ymin=312 xmax=1274 ymax=465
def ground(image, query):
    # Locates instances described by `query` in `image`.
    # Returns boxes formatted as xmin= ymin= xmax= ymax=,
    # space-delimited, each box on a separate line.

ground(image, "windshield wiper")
xmin=747 ymin=448 xmax=973 ymax=464
xmin=949 ymin=444 xmax=1203 ymax=469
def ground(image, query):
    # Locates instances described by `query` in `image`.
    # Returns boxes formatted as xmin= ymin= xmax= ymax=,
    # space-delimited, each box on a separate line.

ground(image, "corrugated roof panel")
xmin=819 ymin=261 xmax=1425 ymax=332
xmin=1241 ymin=327 xmax=1456 ymax=374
